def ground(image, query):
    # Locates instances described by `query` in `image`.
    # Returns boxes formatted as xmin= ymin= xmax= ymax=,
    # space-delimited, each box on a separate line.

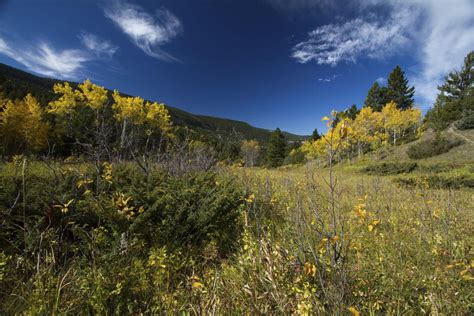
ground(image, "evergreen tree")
xmin=346 ymin=104 xmax=359 ymax=120
xmin=364 ymin=82 xmax=391 ymax=111
xmin=438 ymin=51 xmax=473 ymax=101
xmin=364 ymin=82 xmax=381 ymax=109
xmin=311 ymin=128 xmax=321 ymax=141
xmin=426 ymin=51 xmax=474 ymax=131
xmin=387 ymin=66 xmax=415 ymax=110
xmin=266 ymin=128 xmax=286 ymax=168
xmin=331 ymin=112 xmax=342 ymax=128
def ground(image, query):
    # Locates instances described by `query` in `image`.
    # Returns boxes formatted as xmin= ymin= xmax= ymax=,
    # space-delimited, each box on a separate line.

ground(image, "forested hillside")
xmin=0 ymin=63 xmax=305 ymax=145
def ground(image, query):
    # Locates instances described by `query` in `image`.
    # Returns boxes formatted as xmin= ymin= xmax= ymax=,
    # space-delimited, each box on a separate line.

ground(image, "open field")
xmin=0 ymin=156 xmax=472 ymax=314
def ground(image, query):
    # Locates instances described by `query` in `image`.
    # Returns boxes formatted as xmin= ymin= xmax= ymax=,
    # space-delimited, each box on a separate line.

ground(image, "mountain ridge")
xmin=0 ymin=63 xmax=306 ymax=144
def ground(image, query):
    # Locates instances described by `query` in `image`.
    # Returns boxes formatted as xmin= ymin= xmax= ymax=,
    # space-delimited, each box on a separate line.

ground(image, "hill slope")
xmin=0 ymin=63 xmax=306 ymax=144
xmin=361 ymin=127 xmax=474 ymax=164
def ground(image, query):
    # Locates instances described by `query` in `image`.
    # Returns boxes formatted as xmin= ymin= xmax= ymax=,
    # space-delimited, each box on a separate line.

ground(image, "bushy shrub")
xmin=417 ymin=162 xmax=463 ymax=173
xmin=455 ymin=112 xmax=474 ymax=130
xmin=406 ymin=137 xmax=464 ymax=159
xmin=363 ymin=162 xmax=418 ymax=175
xmin=394 ymin=174 xmax=474 ymax=189
xmin=0 ymin=162 xmax=244 ymax=256
xmin=285 ymin=147 xmax=306 ymax=165
xmin=0 ymin=160 xmax=246 ymax=313
xmin=111 ymin=165 xmax=245 ymax=256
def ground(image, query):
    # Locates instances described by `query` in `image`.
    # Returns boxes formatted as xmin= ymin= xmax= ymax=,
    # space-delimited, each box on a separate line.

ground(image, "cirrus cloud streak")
xmin=104 ymin=0 xmax=183 ymax=62
xmin=0 ymin=37 xmax=91 ymax=79
xmin=292 ymin=11 xmax=412 ymax=66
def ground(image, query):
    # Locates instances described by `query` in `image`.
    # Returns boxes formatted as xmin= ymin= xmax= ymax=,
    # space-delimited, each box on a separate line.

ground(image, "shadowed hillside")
xmin=0 ymin=63 xmax=306 ymax=144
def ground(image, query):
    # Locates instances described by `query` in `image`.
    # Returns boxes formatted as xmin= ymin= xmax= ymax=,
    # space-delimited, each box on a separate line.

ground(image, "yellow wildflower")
xmin=245 ymin=194 xmax=256 ymax=203
xmin=354 ymin=204 xmax=367 ymax=219
xmin=348 ymin=306 xmax=360 ymax=316
xmin=368 ymin=219 xmax=380 ymax=232
xmin=318 ymin=237 xmax=328 ymax=251
xmin=304 ymin=262 xmax=316 ymax=277
xmin=54 ymin=199 xmax=74 ymax=214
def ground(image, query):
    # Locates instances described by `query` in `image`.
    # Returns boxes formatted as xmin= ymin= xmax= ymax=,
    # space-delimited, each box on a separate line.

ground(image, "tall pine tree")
xmin=387 ymin=66 xmax=415 ymax=110
xmin=311 ymin=128 xmax=321 ymax=141
xmin=438 ymin=51 xmax=473 ymax=100
xmin=426 ymin=51 xmax=474 ymax=131
xmin=346 ymin=104 xmax=359 ymax=120
xmin=266 ymin=128 xmax=286 ymax=168
xmin=364 ymin=82 xmax=391 ymax=111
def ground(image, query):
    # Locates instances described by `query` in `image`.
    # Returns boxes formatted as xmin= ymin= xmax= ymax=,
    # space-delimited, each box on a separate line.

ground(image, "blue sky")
xmin=0 ymin=0 xmax=473 ymax=135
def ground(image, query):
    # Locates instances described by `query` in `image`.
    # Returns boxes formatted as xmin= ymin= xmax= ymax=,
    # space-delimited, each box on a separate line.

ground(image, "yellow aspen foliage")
xmin=112 ymin=90 xmax=172 ymax=135
xmin=0 ymin=99 xmax=25 ymax=146
xmin=23 ymin=94 xmax=49 ymax=151
xmin=301 ymin=138 xmax=325 ymax=159
xmin=302 ymin=116 xmax=352 ymax=158
xmin=382 ymin=101 xmax=421 ymax=145
xmin=241 ymin=140 xmax=261 ymax=167
xmin=78 ymin=79 xmax=108 ymax=111
xmin=0 ymin=94 xmax=48 ymax=152
xmin=48 ymin=80 xmax=108 ymax=115
xmin=146 ymin=101 xmax=172 ymax=135
xmin=352 ymin=106 xmax=384 ymax=146
xmin=48 ymin=82 xmax=84 ymax=115
xmin=112 ymin=91 xmax=146 ymax=124
xmin=303 ymin=102 xmax=421 ymax=161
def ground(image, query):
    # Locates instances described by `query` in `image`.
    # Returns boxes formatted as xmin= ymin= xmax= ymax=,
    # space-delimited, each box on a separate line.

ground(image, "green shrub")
xmin=0 ymin=160 xmax=246 ymax=313
xmin=394 ymin=174 xmax=474 ymax=189
xmin=417 ymin=162 xmax=463 ymax=173
xmin=0 ymin=162 xmax=245 ymax=258
xmin=363 ymin=162 xmax=418 ymax=175
xmin=455 ymin=112 xmax=474 ymax=130
xmin=406 ymin=137 xmax=464 ymax=159
xmin=111 ymin=166 xmax=245 ymax=256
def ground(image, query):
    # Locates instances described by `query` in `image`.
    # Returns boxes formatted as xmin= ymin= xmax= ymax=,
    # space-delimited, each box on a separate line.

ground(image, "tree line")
xmin=0 ymin=80 xmax=171 ymax=163
xmin=1 ymin=51 xmax=471 ymax=168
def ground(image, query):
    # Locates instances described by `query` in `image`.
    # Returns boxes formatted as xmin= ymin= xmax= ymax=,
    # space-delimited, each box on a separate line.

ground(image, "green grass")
xmin=0 ymin=157 xmax=472 ymax=314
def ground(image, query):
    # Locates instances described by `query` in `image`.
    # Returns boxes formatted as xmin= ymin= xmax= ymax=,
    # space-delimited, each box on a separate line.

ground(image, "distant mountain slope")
xmin=0 ymin=63 xmax=306 ymax=144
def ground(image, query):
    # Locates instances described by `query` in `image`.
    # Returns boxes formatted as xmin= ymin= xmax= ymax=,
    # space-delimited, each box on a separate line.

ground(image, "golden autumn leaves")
xmin=1 ymin=79 xmax=172 ymax=154
xmin=49 ymin=80 xmax=172 ymax=137
xmin=48 ymin=80 xmax=109 ymax=115
xmin=302 ymin=101 xmax=422 ymax=159
xmin=0 ymin=94 xmax=48 ymax=152
xmin=111 ymin=90 xmax=171 ymax=136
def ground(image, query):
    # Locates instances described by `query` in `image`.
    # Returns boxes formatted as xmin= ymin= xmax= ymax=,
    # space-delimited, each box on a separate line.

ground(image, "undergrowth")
xmin=407 ymin=136 xmax=464 ymax=159
xmin=0 ymin=157 xmax=473 ymax=314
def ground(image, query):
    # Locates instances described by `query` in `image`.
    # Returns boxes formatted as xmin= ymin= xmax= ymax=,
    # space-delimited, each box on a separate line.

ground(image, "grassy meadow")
xmin=0 ymin=154 xmax=472 ymax=314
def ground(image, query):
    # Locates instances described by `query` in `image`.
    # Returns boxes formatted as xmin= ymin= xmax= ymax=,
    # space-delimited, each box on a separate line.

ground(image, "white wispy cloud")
xmin=409 ymin=0 xmax=474 ymax=108
xmin=291 ymin=11 xmax=412 ymax=66
xmin=318 ymin=74 xmax=339 ymax=82
xmin=290 ymin=0 xmax=474 ymax=109
xmin=104 ymin=0 xmax=183 ymax=62
xmin=79 ymin=32 xmax=118 ymax=57
xmin=0 ymin=37 xmax=91 ymax=79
